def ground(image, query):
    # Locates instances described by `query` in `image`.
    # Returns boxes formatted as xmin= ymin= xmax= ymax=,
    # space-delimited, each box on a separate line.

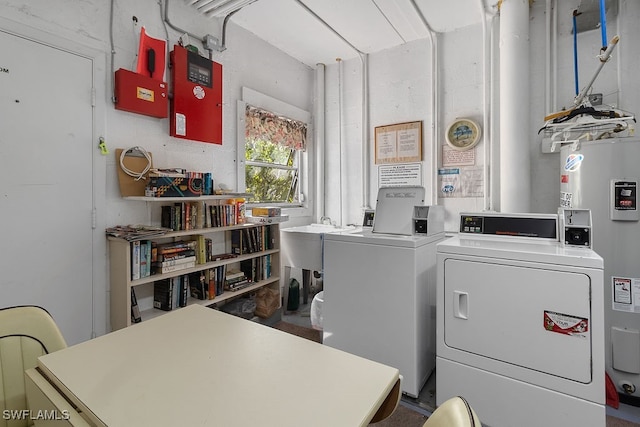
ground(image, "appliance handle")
xmin=454 ymin=291 xmax=469 ymax=320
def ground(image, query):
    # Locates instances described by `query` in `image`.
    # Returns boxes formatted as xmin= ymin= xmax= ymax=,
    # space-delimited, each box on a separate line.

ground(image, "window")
xmin=238 ymin=88 xmax=310 ymax=213
xmin=244 ymin=105 xmax=306 ymax=204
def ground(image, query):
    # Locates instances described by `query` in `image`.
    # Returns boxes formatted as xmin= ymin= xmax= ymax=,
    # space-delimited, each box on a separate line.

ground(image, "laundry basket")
xmin=310 ymin=291 xmax=324 ymax=331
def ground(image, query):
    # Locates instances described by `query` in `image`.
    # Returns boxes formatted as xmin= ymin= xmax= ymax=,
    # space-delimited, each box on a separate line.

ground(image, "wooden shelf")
xmin=109 ymin=219 xmax=281 ymax=331
xmin=138 ymin=276 xmax=280 ymax=323
xmin=124 ymin=194 xmax=251 ymax=203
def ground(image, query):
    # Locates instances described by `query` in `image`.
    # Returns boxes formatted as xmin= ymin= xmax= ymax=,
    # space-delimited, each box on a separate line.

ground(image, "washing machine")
xmin=436 ymin=212 xmax=605 ymax=426
xmin=322 ymin=187 xmax=445 ymax=397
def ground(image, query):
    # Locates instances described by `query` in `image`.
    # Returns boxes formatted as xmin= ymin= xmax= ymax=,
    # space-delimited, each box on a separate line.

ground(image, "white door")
xmin=443 ymin=258 xmax=593 ymax=383
xmin=0 ymin=29 xmax=94 ymax=345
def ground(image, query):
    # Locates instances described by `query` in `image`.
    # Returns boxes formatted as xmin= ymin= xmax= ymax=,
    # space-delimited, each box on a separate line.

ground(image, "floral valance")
xmin=245 ymin=105 xmax=307 ymax=151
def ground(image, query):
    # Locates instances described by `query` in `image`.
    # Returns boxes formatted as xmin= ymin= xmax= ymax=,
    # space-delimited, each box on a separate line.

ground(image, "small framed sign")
xmin=374 ymin=121 xmax=422 ymax=164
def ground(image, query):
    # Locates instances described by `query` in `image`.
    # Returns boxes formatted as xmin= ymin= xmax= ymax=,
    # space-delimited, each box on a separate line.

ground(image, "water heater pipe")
xmin=499 ymin=0 xmax=531 ymax=213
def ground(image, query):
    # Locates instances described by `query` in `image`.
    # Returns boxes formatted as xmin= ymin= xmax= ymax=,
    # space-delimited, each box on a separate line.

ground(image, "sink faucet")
xmin=320 ymin=216 xmax=332 ymax=225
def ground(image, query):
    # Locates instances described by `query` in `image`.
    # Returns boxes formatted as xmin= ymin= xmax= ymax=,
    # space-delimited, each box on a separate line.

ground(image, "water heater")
xmin=169 ymin=45 xmax=222 ymax=144
xmin=560 ymin=137 xmax=640 ymax=405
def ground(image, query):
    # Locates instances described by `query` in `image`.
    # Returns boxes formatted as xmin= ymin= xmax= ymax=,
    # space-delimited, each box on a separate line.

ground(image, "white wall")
xmin=2 ymin=0 xmax=640 ymax=333
xmin=0 ymin=0 xmax=313 ymax=335
xmin=322 ymin=0 xmax=640 ymax=231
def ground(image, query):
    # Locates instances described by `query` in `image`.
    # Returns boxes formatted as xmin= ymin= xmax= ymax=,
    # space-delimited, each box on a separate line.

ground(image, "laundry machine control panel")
xmin=459 ymin=213 xmax=558 ymax=239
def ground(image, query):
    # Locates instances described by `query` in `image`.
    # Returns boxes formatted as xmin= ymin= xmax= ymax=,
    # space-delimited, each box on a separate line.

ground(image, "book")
xmin=178 ymin=274 xmax=189 ymax=307
xmin=152 ymin=255 xmax=197 ymax=268
xmin=225 ymin=279 xmax=251 ymax=291
xmin=251 ymin=207 xmax=281 ymax=217
xmin=131 ymin=240 xmax=141 ymax=280
xmin=131 ymin=287 xmax=142 ymax=323
xmin=216 ymin=265 xmax=227 ymax=297
xmin=206 ymin=268 xmax=217 ymax=300
xmin=226 ymin=269 xmax=246 ymax=281
xmin=155 ymin=260 xmax=196 ymax=274
xmin=157 ymin=249 xmax=196 ymax=262
xmin=161 ymin=205 xmax=173 ymax=230
xmin=185 ymin=234 xmax=207 ymax=264
xmin=210 ymin=253 xmax=238 ymax=262
xmin=231 ymin=229 xmax=243 ymax=255
xmin=139 ymin=240 xmax=151 ymax=278
xmin=156 ymin=240 xmax=197 ymax=254
xmin=153 ymin=279 xmax=173 ymax=311
xmin=188 ymin=271 xmax=207 ymax=300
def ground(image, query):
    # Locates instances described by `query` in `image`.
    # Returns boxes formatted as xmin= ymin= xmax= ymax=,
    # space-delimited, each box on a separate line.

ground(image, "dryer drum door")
xmin=443 ymin=258 xmax=593 ymax=383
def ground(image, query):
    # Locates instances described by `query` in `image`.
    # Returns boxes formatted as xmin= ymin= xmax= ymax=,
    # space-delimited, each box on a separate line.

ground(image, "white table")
xmin=25 ymin=305 xmax=400 ymax=427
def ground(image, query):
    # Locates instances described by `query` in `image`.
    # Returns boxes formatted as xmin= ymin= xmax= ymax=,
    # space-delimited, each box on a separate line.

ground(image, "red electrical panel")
xmin=114 ymin=68 xmax=168 ymax=118
xmin=169 ymin=45 xmax=223 ymax=144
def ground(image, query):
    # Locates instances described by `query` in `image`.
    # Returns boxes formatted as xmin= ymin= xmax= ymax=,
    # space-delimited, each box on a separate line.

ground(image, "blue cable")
xmin=573 ymin=11 xmax=579 ymax=96
xmin=599 ymin=0 xmax=608 ymax=49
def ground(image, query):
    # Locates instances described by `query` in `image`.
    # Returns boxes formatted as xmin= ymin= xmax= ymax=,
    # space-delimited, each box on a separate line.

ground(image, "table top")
xmin=37 ymin=305 xmax=399 ymax=427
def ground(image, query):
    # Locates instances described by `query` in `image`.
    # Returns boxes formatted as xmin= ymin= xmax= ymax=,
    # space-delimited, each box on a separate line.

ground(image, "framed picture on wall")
xmin=374 ymin=121 xmax=422 ymax=164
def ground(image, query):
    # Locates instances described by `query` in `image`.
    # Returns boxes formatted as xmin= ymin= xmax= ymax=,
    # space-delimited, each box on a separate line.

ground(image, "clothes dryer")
xmin=436 ymin=212 xmax=605 ymax=427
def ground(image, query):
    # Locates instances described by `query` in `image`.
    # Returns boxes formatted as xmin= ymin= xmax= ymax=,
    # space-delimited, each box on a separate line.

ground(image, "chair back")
xmin=0 ymin=306 xmax=67 ymax=427
xmin=424 ymin=396 xmax=481 ymax=427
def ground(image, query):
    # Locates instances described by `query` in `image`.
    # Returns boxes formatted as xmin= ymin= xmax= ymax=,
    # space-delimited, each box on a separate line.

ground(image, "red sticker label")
xmin=561 ymin=174 xmax=569 ymax=183
xmin=544 ymin=311 xmax=588 ymax=339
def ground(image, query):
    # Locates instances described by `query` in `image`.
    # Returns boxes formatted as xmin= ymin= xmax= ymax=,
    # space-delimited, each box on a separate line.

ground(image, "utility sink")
xmin=281 ymin=223 xmax=355 ymax=271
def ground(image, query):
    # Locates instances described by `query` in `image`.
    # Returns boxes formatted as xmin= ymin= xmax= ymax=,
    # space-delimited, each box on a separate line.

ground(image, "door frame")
xmin=0 ymin=15 xmax=108 ymax=338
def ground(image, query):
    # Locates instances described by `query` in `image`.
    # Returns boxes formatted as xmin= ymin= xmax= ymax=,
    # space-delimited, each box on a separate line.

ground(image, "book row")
xmin=130 ymin=225 xmax=276 ymax=280
xmin=230 ymin=226 xmax=276 ymax=255
xmin=129 ymin=253 xmax=275 ymax=321
xmin=160 ymin=199 xmax=246 ymax=231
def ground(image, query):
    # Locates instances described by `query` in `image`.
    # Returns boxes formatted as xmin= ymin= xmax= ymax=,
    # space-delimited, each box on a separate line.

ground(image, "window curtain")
xmin=245 ymin=105 xmax=307 ymax=151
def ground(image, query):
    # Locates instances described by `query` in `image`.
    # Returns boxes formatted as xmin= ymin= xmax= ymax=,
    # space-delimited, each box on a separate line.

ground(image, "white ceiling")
xmin=193 ymin=0 xmax=489 ymax=67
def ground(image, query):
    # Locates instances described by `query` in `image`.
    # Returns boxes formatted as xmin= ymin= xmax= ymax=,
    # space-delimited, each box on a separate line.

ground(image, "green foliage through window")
xmin=245 ymin=139 xmax=298 ymax=203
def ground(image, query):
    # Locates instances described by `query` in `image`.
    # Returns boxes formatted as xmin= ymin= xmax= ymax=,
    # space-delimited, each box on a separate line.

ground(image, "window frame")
xmin=237 ymin=88 xmax=311 ymax=217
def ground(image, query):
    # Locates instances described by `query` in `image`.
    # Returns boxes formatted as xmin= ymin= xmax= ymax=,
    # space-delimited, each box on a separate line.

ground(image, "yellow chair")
xmin=0 ymin=306 xmax=67 ymax=427
xmin=424 ymin=396 xmax=481 ymax=427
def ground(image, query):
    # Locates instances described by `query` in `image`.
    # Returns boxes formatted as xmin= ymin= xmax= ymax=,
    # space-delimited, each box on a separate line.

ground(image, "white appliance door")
xmin=443 ymin=258 xmax=593 ymax=383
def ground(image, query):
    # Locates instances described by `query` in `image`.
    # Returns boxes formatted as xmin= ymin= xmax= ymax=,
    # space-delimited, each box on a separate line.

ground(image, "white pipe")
xmin=490 ymin=10 xmax=498 ymax=211
xmin=545 ymin=0 xmax=552 ymax=115
xmin=409 ymin=0 xmax=438 ymax=206
xmin=552 ymin=1 xmax=558 ymax=111
xmin=499 ymin=0 xmax=531 ymax=213
xmin=616 ymin=0 xmax=623 ymax=108
xmin=294 ymin=0 xmax=369 ymax=222
xmin=361 ymin=53 xmax=371 ymax=211
xmin=315 ymin=63 xmax=326 ymax=222
xmin=337 ymin=58 xmax=344 ymax=226
xmin=480 ymin=0 xmax=495 ymax=211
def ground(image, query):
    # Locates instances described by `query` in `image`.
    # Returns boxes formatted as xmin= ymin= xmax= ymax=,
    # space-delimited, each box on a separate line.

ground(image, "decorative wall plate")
xmin=445 ymin=118 xmax=482 ymax=151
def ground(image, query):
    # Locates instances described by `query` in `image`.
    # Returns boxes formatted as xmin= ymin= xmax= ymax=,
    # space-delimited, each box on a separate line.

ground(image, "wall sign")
xmin=374 ymin=121 xmax=422 ymax=164
xmin=378 ymin=163 xmax=422 ymax=187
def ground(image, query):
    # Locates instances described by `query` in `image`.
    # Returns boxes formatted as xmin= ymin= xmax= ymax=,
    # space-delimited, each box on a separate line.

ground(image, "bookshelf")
xmin=108 ymin=196 xmax=284 ymax=331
